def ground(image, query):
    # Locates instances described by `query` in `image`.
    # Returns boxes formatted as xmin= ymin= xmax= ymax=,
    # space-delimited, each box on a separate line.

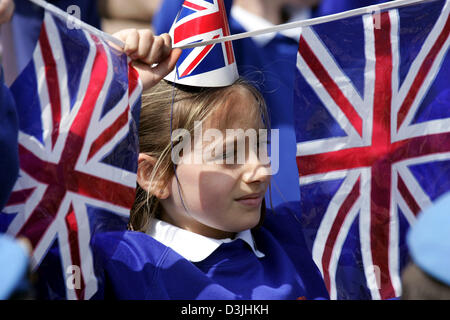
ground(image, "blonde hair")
xmin=129 ymin=78 xmax=270 ymax=232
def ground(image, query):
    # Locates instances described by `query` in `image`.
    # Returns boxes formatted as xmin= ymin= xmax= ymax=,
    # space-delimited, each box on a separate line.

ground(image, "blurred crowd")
xmin=98 ymin=0 xmax=161 ymax=34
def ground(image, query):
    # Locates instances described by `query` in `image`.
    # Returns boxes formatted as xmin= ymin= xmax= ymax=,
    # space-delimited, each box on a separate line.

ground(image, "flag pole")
xmin=27 ymin=0 xmax=125 ymax=49
xmin=175 ymin=0 xmax=436 ymax=49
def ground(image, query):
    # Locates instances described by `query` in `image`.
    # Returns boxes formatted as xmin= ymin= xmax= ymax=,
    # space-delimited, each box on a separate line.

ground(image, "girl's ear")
xmin=137 ymin=153 xmax=170 ymax=199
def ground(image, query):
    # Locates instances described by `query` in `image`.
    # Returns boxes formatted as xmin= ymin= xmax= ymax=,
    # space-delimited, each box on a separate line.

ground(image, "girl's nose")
xmin=242 ymin=151 xmax=272 ymax=184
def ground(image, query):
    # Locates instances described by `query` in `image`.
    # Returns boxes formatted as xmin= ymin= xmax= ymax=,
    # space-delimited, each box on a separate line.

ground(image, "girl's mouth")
xmin=235 ymin=193 xmax=264 ymax=207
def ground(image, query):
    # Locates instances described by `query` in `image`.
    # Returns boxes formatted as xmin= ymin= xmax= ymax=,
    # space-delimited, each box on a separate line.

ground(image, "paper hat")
xmin=407 ymin=192 xmax=450 ymax=286
xmin=164 ymin=0 xmax=239 ymax=87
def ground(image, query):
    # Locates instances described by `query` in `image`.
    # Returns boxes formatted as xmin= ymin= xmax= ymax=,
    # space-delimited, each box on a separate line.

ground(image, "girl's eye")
xmin=222 ymin=152 xmax=231 ymax=160
xmin=222 ymin=151 xmax=237 ymax=162
xmin=219 ymin=140 xmax=238 ymax=164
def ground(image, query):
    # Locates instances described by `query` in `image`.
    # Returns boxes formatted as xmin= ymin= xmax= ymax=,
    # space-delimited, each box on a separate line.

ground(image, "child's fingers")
xmin=160 ymin=33 xmax=173 ymax=61
xmin=150 ymin=48 xmax=182 ymax=80
xmin=123 ymin=29 xmax=140 ymax=56
xmin=134 ymin=29 xmax=154 ymax=61
xmin=132 ymin=48 xmax=181 ymax=91
xmin=113 ymin=30 xmax=173 ymax=66
xmin=146 ymin=36 xmax=165 ymax=65
xmin=146 ymin=33 xmax=172 ymax=66
xmin=161 ymin=33 xmax=173 ymax=54
xmin=119 ymin=30 xmax=178 ymax=90
xmin=112 ymin=28 xmax=140 ymax=54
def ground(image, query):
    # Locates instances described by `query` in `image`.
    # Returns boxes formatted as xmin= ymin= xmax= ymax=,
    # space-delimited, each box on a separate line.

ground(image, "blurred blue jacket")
xmin=0 ymin=67 xmax=18 ymax=211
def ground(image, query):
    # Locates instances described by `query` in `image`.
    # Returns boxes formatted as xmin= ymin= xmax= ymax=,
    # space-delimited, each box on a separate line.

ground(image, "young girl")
xmin=91 ymin=29 xmax=329 ymax=300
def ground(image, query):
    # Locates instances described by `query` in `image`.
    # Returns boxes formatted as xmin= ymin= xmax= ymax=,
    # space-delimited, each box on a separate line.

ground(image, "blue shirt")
xmin=91 ymin=202 xmax=329 ymax=300
xmin=0 ymin=68 xmax=19 ymax=211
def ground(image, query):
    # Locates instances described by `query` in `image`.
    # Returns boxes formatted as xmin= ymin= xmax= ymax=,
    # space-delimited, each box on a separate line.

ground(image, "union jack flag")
xmin=166 ymin=0 xmax=238 ymax=86
xmin=0 ymin=11 xmax=142 ymax=299
xmin=294 ymin=0 xmax=450 ymax=299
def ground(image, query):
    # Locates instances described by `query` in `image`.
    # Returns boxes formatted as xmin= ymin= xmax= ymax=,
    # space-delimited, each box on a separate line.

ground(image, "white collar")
xmin=231 ymin=5 xmax=311 ymax=46
xmin=147 ymin=219 xmax=265 ymax=262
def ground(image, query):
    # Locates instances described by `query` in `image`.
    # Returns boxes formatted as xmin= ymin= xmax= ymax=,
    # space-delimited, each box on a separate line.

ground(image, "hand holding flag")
xmin=113 ymin=29 xmax=182 ymax=91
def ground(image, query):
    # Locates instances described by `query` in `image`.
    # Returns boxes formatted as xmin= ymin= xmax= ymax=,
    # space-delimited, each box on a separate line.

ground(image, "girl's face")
xmin=160 ymin=88 xmax=271 ymax=239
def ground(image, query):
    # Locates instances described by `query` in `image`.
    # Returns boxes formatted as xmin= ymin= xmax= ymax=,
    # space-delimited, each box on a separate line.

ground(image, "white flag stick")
xmin=175 ymin=0 xmax=436 ymax=49
xmin=27 ymin=0 xmax=125 ymax=49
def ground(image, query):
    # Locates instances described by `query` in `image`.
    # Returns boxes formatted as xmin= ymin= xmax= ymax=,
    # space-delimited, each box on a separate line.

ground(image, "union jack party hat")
xmin=164 ymin=0 xmax=239 ymax=87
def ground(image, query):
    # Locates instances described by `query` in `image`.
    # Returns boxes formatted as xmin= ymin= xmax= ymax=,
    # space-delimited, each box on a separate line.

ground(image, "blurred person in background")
xmin=0 ymin=0 xmax=33 ymax=300
xmin=98 ymin=0 xmax=161 ymax=34
xmin=1 ymin=0 xmax=101 ymax=86
xmin=401 ymin=192 xmax=450 ymax=300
